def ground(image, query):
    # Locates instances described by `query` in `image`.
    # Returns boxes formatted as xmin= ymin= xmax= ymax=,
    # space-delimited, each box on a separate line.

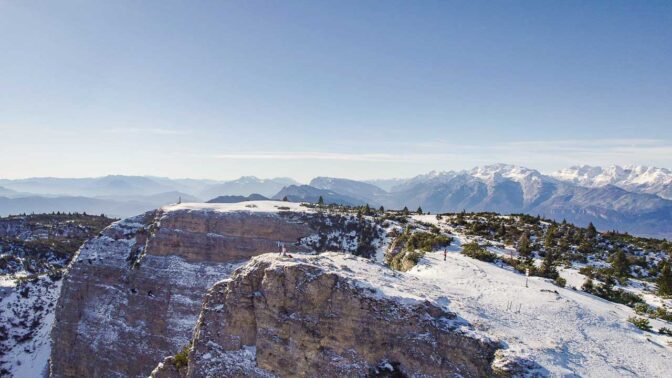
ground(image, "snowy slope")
xmin=409 ymin=251 xmax=671 ymax=377
xmin=0 ymin=276 xmax=61 ymax=377
xmin=257 ymin=249 xmax=672 ymax=377
xmin=395 ymin=214 xmax=672 ymax=376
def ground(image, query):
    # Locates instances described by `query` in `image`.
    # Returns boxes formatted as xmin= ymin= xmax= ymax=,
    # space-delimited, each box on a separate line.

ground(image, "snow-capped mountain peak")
xmin=469 ymin=164 xmax=545 ymax=184
xmin=550 ymin=165 xmax=672 ymax=199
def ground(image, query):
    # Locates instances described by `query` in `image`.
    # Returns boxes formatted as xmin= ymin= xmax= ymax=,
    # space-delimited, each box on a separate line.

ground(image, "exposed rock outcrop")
xmin=49 ymin=202 xmax=383 ymax=378
xmin=152 ymin=253 xmax=501 ymax=378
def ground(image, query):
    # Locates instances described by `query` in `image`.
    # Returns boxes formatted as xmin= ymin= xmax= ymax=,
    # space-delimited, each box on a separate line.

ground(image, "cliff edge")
xmin=151 ymin=253 xmax=506 ymax=377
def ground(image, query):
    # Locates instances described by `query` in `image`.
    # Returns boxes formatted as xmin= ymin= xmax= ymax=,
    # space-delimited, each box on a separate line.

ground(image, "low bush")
xmin=173 ymin=344 xmax=191 ymax=370
xmin=554 ymin=276 xmax=567 ymax=288
xmin=461 ymin=242 xmax=497 ymax=262
xmin=659 ymin=327 xmax=672 ymax=336
xmin=627 ymin=316 xmax=652 ymax=332
xmin=387 ymin=229 xmax=453 ymax=271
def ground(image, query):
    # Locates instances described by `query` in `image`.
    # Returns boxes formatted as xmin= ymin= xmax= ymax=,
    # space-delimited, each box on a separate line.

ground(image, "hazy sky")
xmin=1 ymin=1 xmax=671 ymax=181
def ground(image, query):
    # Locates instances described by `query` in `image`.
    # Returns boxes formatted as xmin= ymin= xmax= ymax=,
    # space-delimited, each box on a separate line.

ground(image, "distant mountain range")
xmin=197 ymin=176 xmax=298 ymax=199
xmin=272 ymin=185 xmax=365 ymax=206
xmin=0 ymin=176 xmax=297 ymax=218
xmin=551 ymin=165 xmax=672 ymax=200
xmin=206 ymin=194 xmax=269 ymax=203
xmin=271 ymin=164 xmax=672 ymax=238
xmin=371 ymin=165 xmax=672 ymax=239
xmin=1 ymin=165 xmax=672 ymax=238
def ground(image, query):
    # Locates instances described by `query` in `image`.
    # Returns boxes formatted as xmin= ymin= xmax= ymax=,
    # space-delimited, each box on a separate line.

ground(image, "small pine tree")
xmin=611 ymin=249 xmax=630 ymax=278
xmin=456 ymin=211 xmax=465 ymax=224
xmin=417 ymin=206 xmax=423 ymax=215
xmin=577 ymin=240 xmax=594 ymax=254
xmin=517 ymin=232 xmax=532 ymax=258
xmin=317 ymin=196 xmax=324 ymax=206
xmin=558 ymin=236 xmax=570 ymax=254
xmin=544 ymin=225 xmax=557 ymax=251
xmin=603 ymin=274 xmax=616 ymax=294
xmin=540 ymin=248 xmax=558 ymax=278
xmin=586 ymin=222 xmax=597 ymax=239
xmin=402 ymin=206 xmax=409 ymax=216
xmin=282 ymin=196 xmax=288 ymax=201
xmin=657 ymin=263 xmax=672 ymax=296
xmin=379 ymin=205 xmax=385 ymax=213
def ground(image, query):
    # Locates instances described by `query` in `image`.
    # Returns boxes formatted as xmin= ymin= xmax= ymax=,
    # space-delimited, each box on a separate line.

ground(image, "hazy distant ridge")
xmin=2 ymin=165 xmax=672 ymax=238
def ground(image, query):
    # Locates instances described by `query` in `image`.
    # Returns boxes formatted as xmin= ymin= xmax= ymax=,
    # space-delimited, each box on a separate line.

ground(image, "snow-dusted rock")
xmin=49 ymin=202 xmax=382 ymax=378
xmin=152 ymin=253 xmax=503 ymax=378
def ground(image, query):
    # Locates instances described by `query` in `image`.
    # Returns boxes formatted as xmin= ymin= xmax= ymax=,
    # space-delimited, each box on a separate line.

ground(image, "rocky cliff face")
xmin=0 ymin=214 xmax=113 ymax=377
xmin=49 ymin=202 xmax=383 ymax=378
xmin=151 ymin=253 xmax=502 ymax=378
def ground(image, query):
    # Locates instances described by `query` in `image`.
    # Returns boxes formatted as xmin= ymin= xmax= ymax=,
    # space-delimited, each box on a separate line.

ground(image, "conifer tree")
xmin=518 ymin=232 xmax=532 ymax=258
xmin=578 ymin=239 xmax=594 ymax=254
xmin=417 ymin=206 xmax=423 ymax=215
xmin=544 ymin=225 xmax=557 ymax=251
xmin=558 ymin=236 xmax=570 ymax=254
xmin=540 ymin=248 xmax=557 ymax=278
xmin=402 ymin=206 xmax=409 ymax=216
xmin=603 ymin=274 xmax=616 ymax=294
xmin=318 ymin=196 xmax=324 ymax=206
xmin=611 ymin=249 xmax=630 ymax=278
xmin=456 ymin=210 xmax=466 ymax=225
xmin=379 ymin=205 xmax=385 ymax=213
xmin=657 ymin=263 xmax=672 ymax=296
xmin=586 ymin=222 xmax=597 ymax=239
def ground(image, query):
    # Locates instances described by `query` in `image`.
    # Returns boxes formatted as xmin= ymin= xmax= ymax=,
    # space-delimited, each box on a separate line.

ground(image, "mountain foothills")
xmin=1 ymin=201 xmax=672 ymax=376
xmin=2 ymin=164 xmax=672 ymax=239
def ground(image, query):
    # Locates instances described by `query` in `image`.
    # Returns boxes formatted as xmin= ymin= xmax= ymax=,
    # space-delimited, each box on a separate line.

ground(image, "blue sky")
xmin=1 ymin=1 xmax=671 ymax=181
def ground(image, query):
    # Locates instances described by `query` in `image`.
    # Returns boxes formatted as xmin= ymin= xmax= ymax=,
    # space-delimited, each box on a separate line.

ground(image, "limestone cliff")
xmin=151 ymin=253 xmax=501 ymax=378
xmin=49 ymin=202 xmax=383 ymax=378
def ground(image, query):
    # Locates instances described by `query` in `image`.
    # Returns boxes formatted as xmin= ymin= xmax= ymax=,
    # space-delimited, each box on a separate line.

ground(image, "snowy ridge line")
xmin=161 ymin=200 xmax=314 ymax=214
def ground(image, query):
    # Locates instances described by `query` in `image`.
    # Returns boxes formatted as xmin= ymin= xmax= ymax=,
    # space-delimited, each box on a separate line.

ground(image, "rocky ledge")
xmin=151 ymin=253 xmax=504 ymax=378
xmin=49 ymin=202 xmax=384 ymax=378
